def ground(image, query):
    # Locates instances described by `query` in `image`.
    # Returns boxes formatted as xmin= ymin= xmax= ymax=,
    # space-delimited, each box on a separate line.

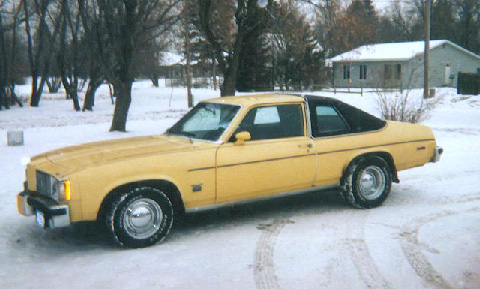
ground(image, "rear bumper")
xmin=430 ymin=146 xmax=444 ymax=163
xmin=17 ymin=191 xmax=71 ymax=228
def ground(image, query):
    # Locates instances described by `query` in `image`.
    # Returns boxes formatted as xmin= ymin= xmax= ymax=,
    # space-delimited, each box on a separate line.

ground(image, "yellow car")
xmin=17 ymin=94 xmax=443 ymax=248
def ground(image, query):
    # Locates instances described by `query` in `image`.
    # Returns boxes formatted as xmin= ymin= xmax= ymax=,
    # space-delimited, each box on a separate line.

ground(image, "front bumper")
xmin=430 ymin=146 xmax=444 ymax=163
xmin=17 ymin=191 xmax=71 ymax=228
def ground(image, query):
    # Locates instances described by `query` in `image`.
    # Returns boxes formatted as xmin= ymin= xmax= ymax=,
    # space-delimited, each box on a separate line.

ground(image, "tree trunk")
xmin=0 ymin=12 xmax=8 ymax=110
xmin=185 ymin=26 xmax=193 ymax=107
xmin=61 ymin=77 xmax=80 ymax=111
xmin=24 ymin=0 xmax=49 ymax=107
xmin=8 ymin=85 xmax=22 ymax=107
xmin=150 ymin=73 xmax=159 ymax=87
xmin=46 ymin=77 xmax=61 ymax=93
xmin=83 ymin=76 xmax=103 ymax=111
xmin=212 ymin=58 xmax=217 ymax=91
xmin=30 ymin=76 xmax=46 ymax=107
xmin=110 ymin=82 xmax=132 ymax=132
xmin=220 ymin=40 xmax=243 ymax=97
xmin=221 ymin=73 xmax=236 ymax=96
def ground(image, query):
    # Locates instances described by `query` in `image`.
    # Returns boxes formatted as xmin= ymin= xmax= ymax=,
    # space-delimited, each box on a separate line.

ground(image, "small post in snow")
xmin=7 ymin=130 xmax=24 ymax=146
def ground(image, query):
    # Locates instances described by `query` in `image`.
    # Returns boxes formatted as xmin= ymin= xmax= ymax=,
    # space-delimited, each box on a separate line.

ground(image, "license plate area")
xmin=35 ymin=210 xmax=46 ymax=228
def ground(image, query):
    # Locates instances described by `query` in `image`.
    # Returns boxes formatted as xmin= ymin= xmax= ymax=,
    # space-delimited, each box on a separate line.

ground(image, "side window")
xmin=232 ymin=104 xmax=304 ymax=141
xmin=253 ymin=106 xmax=281 ymax=124
xmin=313 ymin=105 xmax=350 ymax=137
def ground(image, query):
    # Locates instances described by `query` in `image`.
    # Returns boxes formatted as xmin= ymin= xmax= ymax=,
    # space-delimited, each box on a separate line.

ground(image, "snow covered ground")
xmin=0 ymin=82 xmax=479 ymax=289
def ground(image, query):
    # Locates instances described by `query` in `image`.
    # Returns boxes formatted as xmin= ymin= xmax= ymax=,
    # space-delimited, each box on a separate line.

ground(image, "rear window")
xmin=313 ymin=106 xmax=350 ymax=137
xmin=306 ymin=95 xmax=386 ymax=137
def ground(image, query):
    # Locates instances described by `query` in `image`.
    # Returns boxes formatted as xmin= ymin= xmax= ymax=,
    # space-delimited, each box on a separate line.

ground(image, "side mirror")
xmin=234 ymin=131 xmax=251 ymax=146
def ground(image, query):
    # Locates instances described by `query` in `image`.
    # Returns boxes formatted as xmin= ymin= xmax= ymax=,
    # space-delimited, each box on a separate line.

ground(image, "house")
xmin=329 ymin=40 xmax=480 ymax=89
xmin=160 ymin=51 xmax=216 ymax=88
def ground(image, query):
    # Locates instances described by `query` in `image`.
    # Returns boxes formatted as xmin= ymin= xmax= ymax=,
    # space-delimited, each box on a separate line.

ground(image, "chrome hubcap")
xmin=123 ymin=198 xmax=163 ymax=239
xmin=358 ymin=166 xmax=385 ymax=200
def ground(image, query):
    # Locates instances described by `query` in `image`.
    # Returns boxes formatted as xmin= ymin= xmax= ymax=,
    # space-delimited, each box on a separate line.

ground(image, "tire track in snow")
xmin=253 ymin=219 xmax=293 ymax=289
xmin=400 ymin=207 xmax=480 ymax=289
xmin=345 ymin=211 xmax=393 ymax=289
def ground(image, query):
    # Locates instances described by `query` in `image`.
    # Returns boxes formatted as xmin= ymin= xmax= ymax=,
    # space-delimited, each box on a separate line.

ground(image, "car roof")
xmin=203 ymin=93 xmax=304 ymax=106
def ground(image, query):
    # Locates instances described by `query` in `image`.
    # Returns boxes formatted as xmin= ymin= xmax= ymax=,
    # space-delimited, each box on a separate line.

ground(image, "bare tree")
xmin=23 ymin=0 xmax=62 ymax=107
xmin=0 ymin=0 xmax=25 ymax=109
xmin=312 ymin=0 xmax=344 ymax=56
xmin=269 ymin=1 xmax=322 ymax=91
xmin=0 ymin=2 xmax=9 ymax=109
xmin=56 ymin=0 xmax=81 ymax=111
xmin=79 ymin=0 xmax=180 ymax=132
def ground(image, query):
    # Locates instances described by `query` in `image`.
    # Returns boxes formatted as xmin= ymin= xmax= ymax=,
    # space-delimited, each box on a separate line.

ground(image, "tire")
xmin=341 ymin=156 xmax=392 ymax=209
xmin=105 ymin=187 xmax=174 ymax=248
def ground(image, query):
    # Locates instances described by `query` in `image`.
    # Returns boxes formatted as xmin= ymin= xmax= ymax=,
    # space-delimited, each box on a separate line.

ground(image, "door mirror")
xmin=234 ymin=131 xmax=251 ymax=146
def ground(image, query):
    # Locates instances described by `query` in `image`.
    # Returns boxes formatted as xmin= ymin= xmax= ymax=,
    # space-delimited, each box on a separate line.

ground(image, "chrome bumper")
xmin=17 ymin=191 xmax=71 ymax=228
xmin=430 ymin=146 xmax=444 ymax=163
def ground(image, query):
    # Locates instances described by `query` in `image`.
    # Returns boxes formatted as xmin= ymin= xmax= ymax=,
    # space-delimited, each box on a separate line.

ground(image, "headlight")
xmin=37 ymin=170 xmax=71 ymax=202
xmin=53 ymin=179 xmax=72 ymax=202
xmin=59 ymin=180 xmax=71 ymax=201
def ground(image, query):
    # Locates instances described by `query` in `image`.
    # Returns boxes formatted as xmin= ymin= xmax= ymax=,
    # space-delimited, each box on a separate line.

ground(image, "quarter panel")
xmin=74 ymin=147 xmax=218 ymax=221
xmin=313 ymin=121 xmax=436 ymax=185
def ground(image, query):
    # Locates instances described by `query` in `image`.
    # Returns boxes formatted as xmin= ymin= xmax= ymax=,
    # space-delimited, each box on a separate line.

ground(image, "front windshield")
xmin=167 ymin=102 xmax=240 ymax=142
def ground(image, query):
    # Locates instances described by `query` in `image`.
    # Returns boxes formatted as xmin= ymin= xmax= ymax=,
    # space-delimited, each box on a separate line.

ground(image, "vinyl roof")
xmin=204 ymin=94 xmax=304 ymax=106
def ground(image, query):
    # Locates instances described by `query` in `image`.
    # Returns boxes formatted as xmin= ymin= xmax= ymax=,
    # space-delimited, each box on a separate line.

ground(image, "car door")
xmin=310 ymin=104 xmax=354 ymax=186
xmin=215 ymin=103 xmax=316 ymax=204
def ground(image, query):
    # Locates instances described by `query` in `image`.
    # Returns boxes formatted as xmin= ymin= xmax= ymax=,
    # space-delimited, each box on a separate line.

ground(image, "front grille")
xmin=36 ymin=171 xmax=55 ymax=199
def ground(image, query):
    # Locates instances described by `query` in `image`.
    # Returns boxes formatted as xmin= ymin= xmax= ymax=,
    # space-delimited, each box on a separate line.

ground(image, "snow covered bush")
xmin=375 ymin=89 xmax=440 ymax=124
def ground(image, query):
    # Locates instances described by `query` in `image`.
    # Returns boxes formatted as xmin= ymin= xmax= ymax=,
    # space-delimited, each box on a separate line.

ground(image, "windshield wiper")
xmin=167 ymin=129 xmax=195 ymax=143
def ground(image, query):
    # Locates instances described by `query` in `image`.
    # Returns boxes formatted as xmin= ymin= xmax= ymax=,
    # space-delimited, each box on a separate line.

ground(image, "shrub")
xmin=375 ymin=89 xmax=440 ymax=124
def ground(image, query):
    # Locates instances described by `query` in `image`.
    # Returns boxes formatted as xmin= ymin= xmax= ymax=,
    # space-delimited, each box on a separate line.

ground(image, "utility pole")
xmin=424 ymin=0 xmax=431 ymax=99
xmin=185 ymin=29 xmax=193 ymax=108
xmin=183 ymin=3 xmax=193 ymax=108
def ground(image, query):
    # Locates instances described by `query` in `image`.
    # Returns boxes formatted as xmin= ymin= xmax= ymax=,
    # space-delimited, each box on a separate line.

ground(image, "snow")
xmin=329 ymin=40 xmax=448 ymax=62
xmin=160 ymin=52 xmax=184 ymax=66
xmin=1 ymin=82 xmax=480 ymax=289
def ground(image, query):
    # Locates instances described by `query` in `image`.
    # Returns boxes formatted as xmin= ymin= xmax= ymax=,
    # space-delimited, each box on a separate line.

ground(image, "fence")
xmin=457 ymin=73 xmax=480 ymax=95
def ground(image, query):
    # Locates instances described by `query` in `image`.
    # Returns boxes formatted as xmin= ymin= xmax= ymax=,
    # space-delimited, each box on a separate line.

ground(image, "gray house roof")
xmin=329 ymin=40 xmax=480 ymax=63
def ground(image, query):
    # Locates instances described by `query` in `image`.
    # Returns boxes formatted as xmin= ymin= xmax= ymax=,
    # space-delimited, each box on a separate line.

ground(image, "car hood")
xmin=31 ymin=135 xmax=204 ymax=175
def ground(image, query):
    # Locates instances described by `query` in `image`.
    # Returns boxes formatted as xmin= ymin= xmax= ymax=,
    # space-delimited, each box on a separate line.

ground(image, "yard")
xmin=0 ymin=82 xmax=479 ymax=289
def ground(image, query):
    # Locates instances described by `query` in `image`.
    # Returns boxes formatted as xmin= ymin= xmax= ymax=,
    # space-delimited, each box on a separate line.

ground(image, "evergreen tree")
xmin=197 ymin=0 xmax=272 ymax=96
xmin=236 ymin=32 xmax=272 ymax=92
xmin=431 ymin=0 xmax=456 ymax=42
xmin=270 ymin=1 xmax=322 ymax=90
xmin=327 ymin=0 xmax=380 ymax=56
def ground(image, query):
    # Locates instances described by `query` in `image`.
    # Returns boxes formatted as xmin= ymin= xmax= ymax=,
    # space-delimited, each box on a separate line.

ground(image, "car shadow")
xmin=169 ymin=189 xmax=348 ymax=241
xmin=11 ymin=189 xmax=348 ymax=253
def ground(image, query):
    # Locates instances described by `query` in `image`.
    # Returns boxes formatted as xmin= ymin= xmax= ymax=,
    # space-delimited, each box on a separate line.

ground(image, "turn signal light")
xmin=63 ymin=180 xmax=71 ymax=201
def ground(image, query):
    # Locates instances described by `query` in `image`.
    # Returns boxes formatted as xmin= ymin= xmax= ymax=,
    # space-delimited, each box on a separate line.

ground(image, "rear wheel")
xmin=341 ymin=156 xmax=392 ymax=209
xmin=105 ymin=187 xmax=173 ymax=248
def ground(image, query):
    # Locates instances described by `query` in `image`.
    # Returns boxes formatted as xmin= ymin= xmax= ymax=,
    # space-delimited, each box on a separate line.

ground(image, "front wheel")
xmin=341 ymin=156 xmax=392 ymax=209
xmin=105 ymin=187 xmax=174 ymax=248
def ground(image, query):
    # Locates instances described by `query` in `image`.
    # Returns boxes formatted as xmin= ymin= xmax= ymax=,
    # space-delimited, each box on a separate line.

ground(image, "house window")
xmin=385 ymin=64 xmax=402 ymax=80
xmin=343 ymin=65 xmax=351 ymax=80
xmin=359 ymin=65 xmax=367 ymax=80
xmin=394 ymin=64 xmax=402 ymax=80
xmin=385 ymin=64 xmax=392 ymax=80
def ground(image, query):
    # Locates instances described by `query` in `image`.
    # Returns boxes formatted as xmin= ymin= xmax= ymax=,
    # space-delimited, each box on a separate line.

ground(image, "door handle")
xmin=298 ymin=143 xmax=314 ymax=149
